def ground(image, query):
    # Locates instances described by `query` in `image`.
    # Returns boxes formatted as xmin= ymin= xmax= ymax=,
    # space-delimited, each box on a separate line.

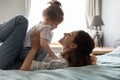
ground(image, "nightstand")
xmin=92 ymin=47 xmax=115 ymax=55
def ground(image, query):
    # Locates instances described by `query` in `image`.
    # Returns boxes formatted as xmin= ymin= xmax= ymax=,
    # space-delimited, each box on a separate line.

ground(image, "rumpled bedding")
xmin=0 ymin=46 xmax=120 ymax=80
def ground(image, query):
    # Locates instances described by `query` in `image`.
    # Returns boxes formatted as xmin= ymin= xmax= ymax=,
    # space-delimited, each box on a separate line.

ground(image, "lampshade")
xmin=90 ymin=15 xmax=104 ymax=26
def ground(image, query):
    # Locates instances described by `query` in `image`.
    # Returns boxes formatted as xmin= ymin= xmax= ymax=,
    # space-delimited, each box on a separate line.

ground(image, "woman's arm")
xmin=20 ymin=30 xmax=40 ymax=71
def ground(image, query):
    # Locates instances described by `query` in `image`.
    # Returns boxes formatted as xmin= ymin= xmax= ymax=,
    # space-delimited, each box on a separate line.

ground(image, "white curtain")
xmin=86 ymin=0 xmax=102 ymax=27
xmin=25 ymin=0 xmax=86 ymax=43
xmin=25 ymin=0 xmax=102 ymax=28
xmin=25 ymin=0 xmax=31 ymax=18
xmin=86 ymin=0 xmax=103 ymax=47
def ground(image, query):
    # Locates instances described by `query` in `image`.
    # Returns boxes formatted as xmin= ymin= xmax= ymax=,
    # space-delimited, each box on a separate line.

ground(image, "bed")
xmin=0 ymin=47 xmax=120 ymax=80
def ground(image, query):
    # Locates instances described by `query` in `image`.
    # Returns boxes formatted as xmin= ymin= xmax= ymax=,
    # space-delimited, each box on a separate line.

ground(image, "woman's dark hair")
xmin=67 ymin=30 xmax=95 ymax=67
xmin=42 ymin=0 xmax=64 ymax=23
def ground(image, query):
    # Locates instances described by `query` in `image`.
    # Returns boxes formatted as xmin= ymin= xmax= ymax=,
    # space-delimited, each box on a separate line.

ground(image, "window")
xmin=28 ymin=0 xmax=86 ymax=44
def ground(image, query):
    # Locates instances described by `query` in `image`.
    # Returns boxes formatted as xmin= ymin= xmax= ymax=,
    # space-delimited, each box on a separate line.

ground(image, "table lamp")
xmin=90 ymin=15 xmax=104 ymax=47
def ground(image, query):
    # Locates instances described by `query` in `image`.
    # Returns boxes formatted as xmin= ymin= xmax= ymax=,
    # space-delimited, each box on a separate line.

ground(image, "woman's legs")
xmin=12 ymin=48 xmax=47 ymax=69
xmin=0 ymin=15 xmax=28 ymax=69
xmin=18 ymin=48 xmax=47 ymax=62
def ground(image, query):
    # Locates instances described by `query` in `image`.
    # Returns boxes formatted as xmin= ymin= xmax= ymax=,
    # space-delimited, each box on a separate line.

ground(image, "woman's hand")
xmin=20 ymin=29 xmax=41 ymax=71
xmin=30 ymin=29 xmax=41 ymax=50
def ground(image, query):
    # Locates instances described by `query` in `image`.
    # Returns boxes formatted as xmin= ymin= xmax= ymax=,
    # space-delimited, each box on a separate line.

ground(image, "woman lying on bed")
xmin=20 ymin=29 xmax=96 ymax=70
xmin=0 ymin=15 xmax=96 ymax=70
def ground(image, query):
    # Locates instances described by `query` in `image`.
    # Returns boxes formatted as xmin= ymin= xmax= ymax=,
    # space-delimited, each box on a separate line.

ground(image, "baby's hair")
xmin=48 ymin=0 xmax=62 ymax=8
xmin=43 ymin=0 xmax=64 ymax=23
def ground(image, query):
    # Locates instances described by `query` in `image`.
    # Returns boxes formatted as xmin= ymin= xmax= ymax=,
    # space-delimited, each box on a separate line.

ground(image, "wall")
xmin=102 ymin=0 xmax=120 ymax=48
xmin=0 ymin=0 xmax=25 ymax=23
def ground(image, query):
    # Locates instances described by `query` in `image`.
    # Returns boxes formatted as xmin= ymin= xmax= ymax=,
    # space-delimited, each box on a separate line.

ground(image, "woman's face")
xmin=59 ymin=31 xmax=78 ymax=48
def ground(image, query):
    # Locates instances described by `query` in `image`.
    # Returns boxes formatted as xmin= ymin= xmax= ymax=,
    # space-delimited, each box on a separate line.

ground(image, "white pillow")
xmin=96 ymin=46 xmax=120 ymax=66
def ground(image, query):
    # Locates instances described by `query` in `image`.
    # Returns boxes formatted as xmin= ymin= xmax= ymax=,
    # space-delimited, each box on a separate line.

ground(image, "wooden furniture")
xmin=92 ymin=47 xmax=115 ymax=55
xmin=50 ymin=44 xmax=115 ymax=55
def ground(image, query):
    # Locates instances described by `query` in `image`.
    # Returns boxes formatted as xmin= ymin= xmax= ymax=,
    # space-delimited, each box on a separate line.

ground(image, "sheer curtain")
xmin=86 ymin=0 xmax=102 ymax=27
xmin=26 ymin=0 xmax=87 ymax=43
xmin=25 ymin=0 xmax=31 ymax=18
xmin=86 ymin=0 xmax=103 ymax=46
